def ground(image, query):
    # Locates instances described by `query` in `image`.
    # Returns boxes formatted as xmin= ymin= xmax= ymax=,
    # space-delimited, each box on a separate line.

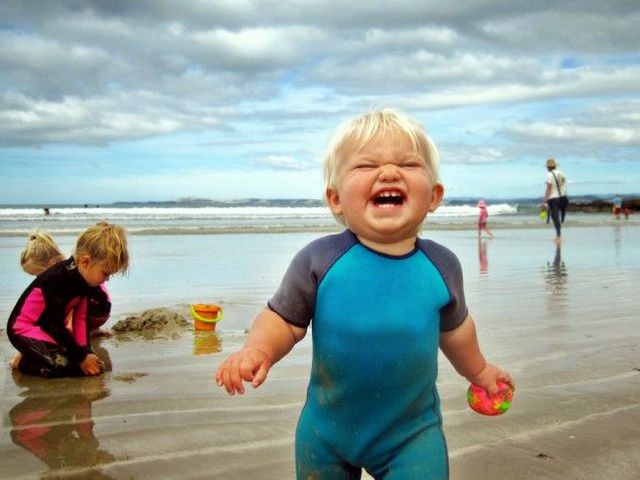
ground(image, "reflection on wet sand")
xmin=7 ymin=342 xmax=116 ymax=479
xmin=614 ymin=224 xmax=622 ymax=256
xmin=478 ymin=239 xmax=489 ymax=274
xmin=193 ymin=330 xmax=222 ymax=355
xmin=543 ymin=245 xmax=568 ymax=313
xmin=545 ymin=245 xmax=568 ymax=288
xmin=9 ymin=373 xmax=115 ymax=478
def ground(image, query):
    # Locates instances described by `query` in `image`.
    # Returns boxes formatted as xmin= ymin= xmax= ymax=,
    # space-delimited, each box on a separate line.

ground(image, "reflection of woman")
xmin=544 ymin=245 xmax=568 ymax=293
xmin=8 ymin=373 xmax=115 ymax=477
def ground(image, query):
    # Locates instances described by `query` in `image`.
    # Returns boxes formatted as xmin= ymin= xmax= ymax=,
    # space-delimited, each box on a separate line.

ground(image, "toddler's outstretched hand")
xmin=467 ymin=363 xmax=514 ymax=395
xmin=216 ymin=347 xmax=272 ymax=395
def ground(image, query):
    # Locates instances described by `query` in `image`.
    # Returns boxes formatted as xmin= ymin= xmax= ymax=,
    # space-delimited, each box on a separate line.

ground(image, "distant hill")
xmin=445 ymin=195 xmax=639 ymax=212
xmin=444 ymin=194 xmax=637 ymax=206
xmin=107 ymin=194 xmax=640 ymax=213
xmin=111 ymin=197 xmax=325 ymax=208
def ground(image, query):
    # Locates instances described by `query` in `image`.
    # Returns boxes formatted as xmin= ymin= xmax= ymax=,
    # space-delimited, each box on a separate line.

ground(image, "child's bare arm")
xmin=216 ymin=308 xmax=307 ymax=395
xmin=440 ymin=314 xmax=513 ymax=394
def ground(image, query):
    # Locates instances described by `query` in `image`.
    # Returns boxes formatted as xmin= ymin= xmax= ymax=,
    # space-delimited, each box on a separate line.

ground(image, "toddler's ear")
xmin=428 ymin=183 xmax=444 ymax=212
xmin=325 ymin=187 xmax=343 ymax=216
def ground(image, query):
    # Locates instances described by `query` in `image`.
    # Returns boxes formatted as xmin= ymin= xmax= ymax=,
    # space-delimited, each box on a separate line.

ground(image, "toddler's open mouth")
xmin=371 ymin=191 xmax=405 ymax=207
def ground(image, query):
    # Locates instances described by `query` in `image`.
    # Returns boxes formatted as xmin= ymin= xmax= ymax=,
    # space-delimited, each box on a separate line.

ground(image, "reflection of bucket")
xmin=191 ymin=304 xmax=223 ymax=331
xmin=193 ymin=331 xmax=222 ymax=355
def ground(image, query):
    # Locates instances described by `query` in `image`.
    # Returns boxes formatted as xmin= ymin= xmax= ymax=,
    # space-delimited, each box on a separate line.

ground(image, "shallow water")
xmin=2 ymin=223 xmax=638 ymax=323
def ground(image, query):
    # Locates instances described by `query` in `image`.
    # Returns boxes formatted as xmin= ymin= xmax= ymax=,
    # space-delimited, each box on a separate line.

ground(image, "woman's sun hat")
xmin=477 ymin=200 xmax=487 ymax=208
xmin=546 ymin=158 xmax=557 ymax=168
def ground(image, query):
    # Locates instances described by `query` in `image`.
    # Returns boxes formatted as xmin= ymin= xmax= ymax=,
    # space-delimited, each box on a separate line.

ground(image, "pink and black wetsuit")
xmin=7 ymin=257 xmax=101 ymax=378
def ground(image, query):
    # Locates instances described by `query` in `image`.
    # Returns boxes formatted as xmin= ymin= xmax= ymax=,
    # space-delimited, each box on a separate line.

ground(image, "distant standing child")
xmin=7 ymin=223 xmax=129 ymax=378
xmin=19 ymin=230 xmax=113 ymax=337
xmin=612 ymin=194 xmax=629 ymax=220
xmin=477 ymin=199 xmax=493 ymax=239
xmin=216 ymin=109 xmax=513 ymax=479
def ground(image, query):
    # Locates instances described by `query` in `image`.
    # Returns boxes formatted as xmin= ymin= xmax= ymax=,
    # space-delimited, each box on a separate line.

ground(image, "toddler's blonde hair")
xmin=20 ymin=230 xmax=65 ymax=274
xmin=74 ymin=222 xmax=130 ymax=275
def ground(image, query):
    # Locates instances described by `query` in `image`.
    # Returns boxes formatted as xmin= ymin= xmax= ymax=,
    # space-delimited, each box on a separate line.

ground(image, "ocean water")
xmin=1 ymin=203 xmax=637 ymax=325
xmin=0 ymin=203 xmax=520 ymax=235
xmin=0 ymin=201 xmax=560 ymax=323
xmin=0 ymin=232 xmax=320 ymax=324
xmin=2 ymin=222 xmax=638 ymax=327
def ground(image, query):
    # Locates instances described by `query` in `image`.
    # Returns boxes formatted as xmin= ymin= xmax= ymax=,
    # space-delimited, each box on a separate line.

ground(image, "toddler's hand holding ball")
xmin=467 ymin=381 xmax=514 ymax=416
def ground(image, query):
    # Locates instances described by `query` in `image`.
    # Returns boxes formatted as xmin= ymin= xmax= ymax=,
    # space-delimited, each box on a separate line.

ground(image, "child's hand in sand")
xmin=215 ymin=347 xmax=273 ymax=395
xmin=10 ymin=352 xmax=22 ymax=370
xmin=80 ymin=353 xmax=104 ymax=376
xmin=467 ymin=363 xmax=514 ymax=395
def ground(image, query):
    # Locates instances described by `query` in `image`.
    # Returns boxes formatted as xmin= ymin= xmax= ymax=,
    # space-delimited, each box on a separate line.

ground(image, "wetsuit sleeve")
xmin=418 ymin=239 xmax=469 ymax=332
xmin=87 ymin=284 xmax=111 ymax=330
xmin=38 ymin=289 xmax=90 ymax=364
xmin=268 ymin=231 xmax=357 ymax=328
xmin=268 ymin=244 xmax=320 ymax=328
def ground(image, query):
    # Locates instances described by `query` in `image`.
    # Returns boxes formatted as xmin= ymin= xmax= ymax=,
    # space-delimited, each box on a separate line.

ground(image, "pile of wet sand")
xmin=112 ymin=307 xmax=191 ymax=339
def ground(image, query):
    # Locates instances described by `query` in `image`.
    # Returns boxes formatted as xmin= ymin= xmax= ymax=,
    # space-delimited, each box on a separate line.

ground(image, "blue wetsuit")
xmin=268 ymin=230 xmax=468 ymax=479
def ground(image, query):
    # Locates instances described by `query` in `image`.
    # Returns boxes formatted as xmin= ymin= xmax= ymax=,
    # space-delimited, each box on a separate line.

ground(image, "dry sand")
xmin=2 ymin=227 xmax=639 ymax=479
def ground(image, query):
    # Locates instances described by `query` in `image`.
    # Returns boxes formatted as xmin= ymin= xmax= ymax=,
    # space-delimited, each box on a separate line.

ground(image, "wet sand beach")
xmin=1 ymin=224 xmax=639 ymax=479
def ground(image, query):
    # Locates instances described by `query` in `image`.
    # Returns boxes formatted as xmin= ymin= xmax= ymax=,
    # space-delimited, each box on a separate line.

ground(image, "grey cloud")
xmin=505 ymin=99 xmax=640 ymax=148
xmin=0 ymin=0 xmax=639 ymax=148
xmin=440 ymin=144 xmax=508 ymax=165
xmin=508 ymin=122 xmax=640 ymax=146
xmin=252 ymin=154 xmax=318 ymax=171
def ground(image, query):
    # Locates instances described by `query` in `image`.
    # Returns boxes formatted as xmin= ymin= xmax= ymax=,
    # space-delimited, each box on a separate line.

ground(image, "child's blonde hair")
xmin=20 ymin=230 xmax=66 ymax=275
xmin=74 ymin=222 xmax=130 ymax=275
xmin=322 ymin=109 xmax=441 ymax=224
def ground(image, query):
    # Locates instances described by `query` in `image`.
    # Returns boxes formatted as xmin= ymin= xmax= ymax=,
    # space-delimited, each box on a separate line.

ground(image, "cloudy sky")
xmin=1 ymin=1 xmax=639 ymax=204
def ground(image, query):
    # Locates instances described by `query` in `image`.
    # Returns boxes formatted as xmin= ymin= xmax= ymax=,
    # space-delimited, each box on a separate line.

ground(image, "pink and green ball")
xmin=467 ymin=382 xmax=514 ymax=416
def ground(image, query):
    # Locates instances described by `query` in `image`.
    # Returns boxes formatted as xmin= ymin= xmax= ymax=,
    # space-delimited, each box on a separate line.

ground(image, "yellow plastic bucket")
xmin=191 ymin=304 xmax=223 ymax=331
